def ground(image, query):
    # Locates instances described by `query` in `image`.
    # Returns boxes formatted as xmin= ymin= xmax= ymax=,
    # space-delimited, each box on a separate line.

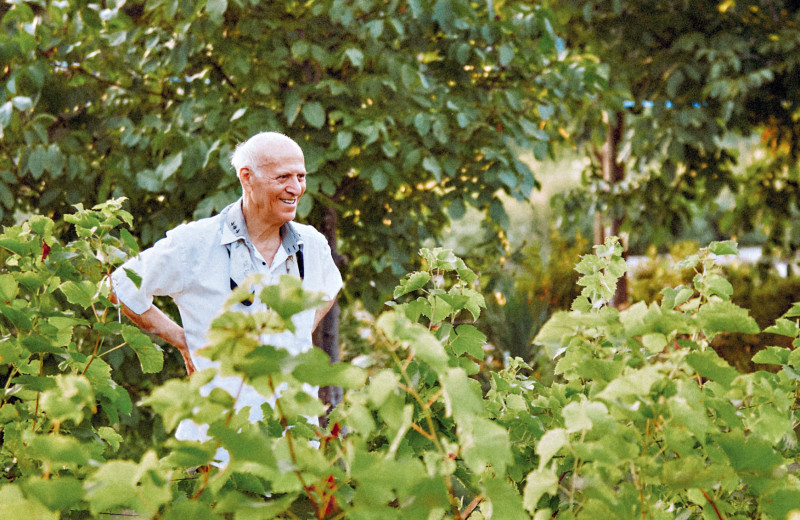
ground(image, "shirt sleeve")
xmin=110 ymin=230 xmax=186 ymax=315
xmin=309 ymin=231 xmax=343 ymax=301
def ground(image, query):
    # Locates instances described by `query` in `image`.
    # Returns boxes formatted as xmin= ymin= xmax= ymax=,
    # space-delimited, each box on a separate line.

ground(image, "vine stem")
xmin=388 ymin=349 xmax=462 ymax=518
xmin=32 ymin=354 xmax=44 ymax=432
xmin=461 ymin=494 xmax=484 ymax=519
xmin=700 ymin=489 xmax=724 ymax=520
xmin=266 ymin=375 xmax=315 ymax=512
xmin=98 ymin=341 xmax=128 ymax=358
xmin=191 ymin=377 xmax=246 ymax=500
xmin=81 ymin=307 xmax=108 ymax=376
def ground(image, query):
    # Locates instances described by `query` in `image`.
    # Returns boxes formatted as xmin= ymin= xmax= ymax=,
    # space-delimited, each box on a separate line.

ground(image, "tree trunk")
xmin=593 ymin=110 xmax=629 ymax=308
xmin=313 ymin=205 xmax=346 ymax=426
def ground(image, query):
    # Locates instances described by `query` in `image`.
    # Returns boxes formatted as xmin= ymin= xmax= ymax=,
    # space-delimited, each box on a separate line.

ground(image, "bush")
xmin=1 ymin=206 xmax=799 ymax=519
xmin=630 ymin=242 xmax=800 ymax=373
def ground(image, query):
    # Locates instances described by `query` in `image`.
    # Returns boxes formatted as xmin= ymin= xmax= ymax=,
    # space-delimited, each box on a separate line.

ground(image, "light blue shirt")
xmin=111 ymin=199 xmax=343 ymax=451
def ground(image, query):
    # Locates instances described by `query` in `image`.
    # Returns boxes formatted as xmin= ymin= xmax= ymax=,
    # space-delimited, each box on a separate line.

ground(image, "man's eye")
xmin=298 ymin=175 xmax=306 ymax=181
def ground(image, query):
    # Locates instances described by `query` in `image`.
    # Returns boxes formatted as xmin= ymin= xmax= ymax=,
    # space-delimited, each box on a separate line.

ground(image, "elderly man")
xmin=110 ymin=131 xmax=342 ymax=449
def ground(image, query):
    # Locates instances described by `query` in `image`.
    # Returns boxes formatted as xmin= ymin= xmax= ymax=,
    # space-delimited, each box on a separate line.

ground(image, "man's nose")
xmin=286 ymin=175 xmax=302 ymax=193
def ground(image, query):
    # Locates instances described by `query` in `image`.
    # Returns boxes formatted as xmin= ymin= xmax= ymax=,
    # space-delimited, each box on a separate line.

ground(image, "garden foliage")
xmin=1 ymin=206 xmax=800 ymax=519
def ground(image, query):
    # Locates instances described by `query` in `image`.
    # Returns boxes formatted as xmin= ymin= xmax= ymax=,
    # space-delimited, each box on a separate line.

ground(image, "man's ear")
xmin=239 ymin=167 xmax=253 ymax=192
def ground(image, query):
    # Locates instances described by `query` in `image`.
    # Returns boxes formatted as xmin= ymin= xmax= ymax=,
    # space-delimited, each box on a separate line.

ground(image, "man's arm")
xmin=111 ymin=293 xmax=196 ymax=375
xmin=313 ymin=298 xmax=337 ymax=331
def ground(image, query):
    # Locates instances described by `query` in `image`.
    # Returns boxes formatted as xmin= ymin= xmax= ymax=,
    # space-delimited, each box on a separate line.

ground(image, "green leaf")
xmin=696 ymin=300 xmax=759 ymax=338
xmin=642 ymin=332 xmax=668 ymax=353
xmin=0 ymin=303 xmax=31 ymax=331
xmin=489 ymin=198 xmax=510 ymax=229
xmin=450 ymin=324 xmax=486 ymax=358
xmin=119 ymin=228 xmax=139 ymax=254
xmin=122 ymin=324 xmax=164 ymax=373
xmin=538 ymin=103 xmax=554 ymax=120
xmin=367 ymin=369 xmax=401 ymax=408
xmin=284 ymin=91 xmax=302 ymax=126
xmin=783 ymin=303 xmax=800 ymax=318
xmin=414 ymin=113 xmax=431 ymax=136
xmin=764 ymin=318 xmax=799 ymax=338
xmin=0 ymin=485 xmax=59 ymax=520
xmin=596 ymin=365 xmax=662 ymax=400
xmin=760 ymin=489 xmax=800 ymax=520
xmin=344 ymin=48 xmax=364 ymax=68
xmin=59 ymin=280 xmax=97 ymax=308
xmin=258 ymin=274 xmax=324 ymax=323
xmin=422 ymin=156 xmax=442 ymax=181
xmin=123 ymin=267 xmax=142 ymax=289
xmin=85 ymin=452 xmax=171 ymax=517
xmin=485 ymin=477 xmax=528 ymax=520
xmin=40 ymin=375 xmax=95 ymax=425
xmin=702 ymin=273 xmax=733 ymax=300
xmin=0 ymin=274 xmax=19 ymax=301
xmin=377 ymin=311 xmax=448 ymax=371
xmin=533 ymin=140 xmax=548 ymax=161
xmin=534 ymin=311 xmax=578 ymax=355
xmin=708 ymin=240 xmax=738 ymax=256
xmin=752 ymin=346 xmax=790 ymax=365
xmin=21 ymin=477 xmax=84 ymax=512
xmin=336 ymin=131 xmax=353 ymax=150
xmin=301 ymin=102 xmax=326 ymax=129
xmin=498 ymin=43 xmax=515 ymax=66
xmin=28 ymin=146 xmax=47 ymax=179
xmin=207 ymin=421 xmax=277 ymax=467
xmin=369 ymin=167 xmax=388 ymax=191
xmin=156 ymin=152 xmax=182 ymax=181
xmin=461 ymin=416 xmax=513 ymax=474
xmin=0 ymin=102 xmax=12 ymax=128
xmin=291 ymin=347 xmax=367 ymax=389
xmin=661 ymin=285 xmax=693 ymax=309
xmin=536 ymin=428 xmax=566 ymax=470
xmin=206 ymin=0 xmax=227 ymax=19
xmin=716 ymin=429 xmax=782 ymax=475
xmin=26 ymin=434 xmax=91 ymax=467
xmin=523 ymin=468 xmax=558 ymax=514
xmin=97 ymin=426 xmax=124 ymax=451
xmin=393 ymin=271 xmax=431 ymax=298
xmin=685 ymin=350 xmax=738 ymax=388
xmin=562 ymin=399 xmax=611 ymax=433
xmin=430 ymin=295 xmax=454 ymax=322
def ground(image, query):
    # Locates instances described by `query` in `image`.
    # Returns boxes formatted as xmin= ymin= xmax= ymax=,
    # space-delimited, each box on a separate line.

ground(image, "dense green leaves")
xmin=0 ymin=0 xmax=604 ymax=311
xmin=526 ymin=237 xmax=800 ymax=518
xmin=2 ymin=203 xmax=800 ymax=518
xmin=550 ymin=0 xmax=800 ymax=256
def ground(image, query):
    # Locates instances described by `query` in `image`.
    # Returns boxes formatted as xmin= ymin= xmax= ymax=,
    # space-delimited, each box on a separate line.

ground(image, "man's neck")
xmin=241 ymin=198 xmax=284 ymax=265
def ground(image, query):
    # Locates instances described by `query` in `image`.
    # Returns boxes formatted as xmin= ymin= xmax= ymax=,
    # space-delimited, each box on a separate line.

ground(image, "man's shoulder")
xmin=291 ymin=222 xmax=327 ymax=245
xmin=166 ymin=212 xmax=225 ymax=243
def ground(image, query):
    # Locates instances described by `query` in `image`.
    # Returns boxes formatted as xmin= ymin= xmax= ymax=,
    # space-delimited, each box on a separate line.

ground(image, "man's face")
xmin=245 ymin=145 xmax=307 ymax=228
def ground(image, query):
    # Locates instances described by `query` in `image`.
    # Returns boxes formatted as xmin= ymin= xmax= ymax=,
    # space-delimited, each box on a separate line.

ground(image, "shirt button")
xmin=262 ymin=261 xmax=266 ymax=265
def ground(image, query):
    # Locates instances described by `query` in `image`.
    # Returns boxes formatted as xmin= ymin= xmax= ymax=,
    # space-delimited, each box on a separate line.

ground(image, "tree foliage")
xmin=548 ymin=0 xmax=800 ymax=253
xmin=0 ymin=0 xmax=604 ymax=308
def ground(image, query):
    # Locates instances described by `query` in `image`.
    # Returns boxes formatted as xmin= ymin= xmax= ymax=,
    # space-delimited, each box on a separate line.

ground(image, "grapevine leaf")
xmin=752 ymin=347 xmax=790 ymax=365
xmin=696 ymin=300 xmax=759 ymax=339
xmin=121 ymin=324 xmax=163 ymax=373
xmin=393 ymin=272 xmax=431 ymax=298
xmin=0 ymin=485 xmax=59 ymax=520
xmin=522 ymin=468 xmax=559 ymax=514
xmin=450 ymin=324 xmax=486 ymax=359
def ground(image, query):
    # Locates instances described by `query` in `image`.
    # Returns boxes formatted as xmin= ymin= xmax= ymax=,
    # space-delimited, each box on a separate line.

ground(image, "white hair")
xmin=230 ymin=131 xmax=296 ymax=178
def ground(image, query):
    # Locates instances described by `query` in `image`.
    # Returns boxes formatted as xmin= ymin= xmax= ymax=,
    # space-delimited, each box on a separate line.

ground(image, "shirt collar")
xmin=220 ymin=198 xmax=303 ymax=256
